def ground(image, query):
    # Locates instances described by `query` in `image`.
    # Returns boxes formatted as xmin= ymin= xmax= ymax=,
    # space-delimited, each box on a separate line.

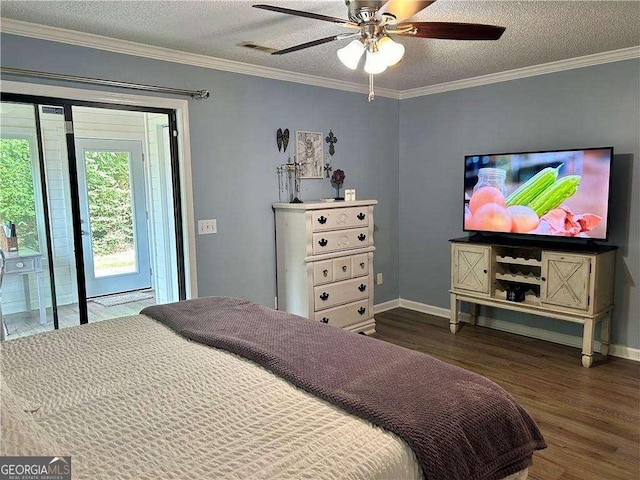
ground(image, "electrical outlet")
xmin=198 ymin=219 xmax=217 ymax=235
xmin=376 ymin=273 xmax=383 ymax=285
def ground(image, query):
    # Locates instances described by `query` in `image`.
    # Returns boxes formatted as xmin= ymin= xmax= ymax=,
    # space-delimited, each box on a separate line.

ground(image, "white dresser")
xmin=273 ymin=200 xmax=377 ymax=334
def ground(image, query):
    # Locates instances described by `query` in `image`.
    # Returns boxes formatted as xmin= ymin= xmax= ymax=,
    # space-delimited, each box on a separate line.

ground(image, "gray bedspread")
xmin=142 ymin=297 xmax=546 ymax=480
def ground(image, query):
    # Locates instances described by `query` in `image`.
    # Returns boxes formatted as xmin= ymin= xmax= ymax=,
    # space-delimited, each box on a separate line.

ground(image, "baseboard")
xmin=398 ymin=299 xmax=450 ymax=318
xmin=394 ymin=298 xmax=640 ymax=363
xmin=609 ymin=344 xmax=640 ymax=362
xmin=374 ymin=299 xmax=401 ymax=314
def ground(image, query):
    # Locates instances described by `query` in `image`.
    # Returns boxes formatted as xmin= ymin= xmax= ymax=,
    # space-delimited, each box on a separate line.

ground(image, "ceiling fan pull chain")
xmin=368 ymin=73 xmax=375 ymax=102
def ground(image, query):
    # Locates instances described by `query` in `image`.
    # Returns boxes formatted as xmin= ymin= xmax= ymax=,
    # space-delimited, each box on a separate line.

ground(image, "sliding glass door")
xmin=0 ymin=95 xmax=185 ymax=339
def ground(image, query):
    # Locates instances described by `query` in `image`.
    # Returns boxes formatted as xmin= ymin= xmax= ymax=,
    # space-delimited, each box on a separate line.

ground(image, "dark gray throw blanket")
xmin=142 ymin=297 xmax=545 ymax=480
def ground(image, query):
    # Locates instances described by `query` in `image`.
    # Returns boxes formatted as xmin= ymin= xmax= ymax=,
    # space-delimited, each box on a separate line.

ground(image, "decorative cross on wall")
xmin=325 ymin=130 xmax=337 ymax=156
xmin=324 ymin=130 xmax=338 ymax=178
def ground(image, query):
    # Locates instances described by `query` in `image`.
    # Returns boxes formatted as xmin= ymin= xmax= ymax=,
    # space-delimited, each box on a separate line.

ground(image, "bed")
xmin=1 ymin=297 xmax=545 ymax=479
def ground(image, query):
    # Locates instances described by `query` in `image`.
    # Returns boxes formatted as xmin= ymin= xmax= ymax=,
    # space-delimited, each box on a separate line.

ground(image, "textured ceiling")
xmin=1 ymin=1 xmax=639 ymax=91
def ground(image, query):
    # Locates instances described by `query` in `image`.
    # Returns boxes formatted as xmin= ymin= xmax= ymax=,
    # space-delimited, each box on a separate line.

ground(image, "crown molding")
xmin=1 ymin=18 xmax=638 ymax=101
xmin=0 ymin=18 xmax=400 ymax=99
xmin=399 ymin=46 xmax=640 ymax=99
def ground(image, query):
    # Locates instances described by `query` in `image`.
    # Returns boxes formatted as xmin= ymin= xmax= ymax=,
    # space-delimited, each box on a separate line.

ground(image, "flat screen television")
xmin=463 ymin=147 xmax=613 ymax=240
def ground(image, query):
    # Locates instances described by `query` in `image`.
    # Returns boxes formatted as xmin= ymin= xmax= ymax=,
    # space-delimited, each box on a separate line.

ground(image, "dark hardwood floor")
xmin=373 ymin=308 xmax=640 ymax=480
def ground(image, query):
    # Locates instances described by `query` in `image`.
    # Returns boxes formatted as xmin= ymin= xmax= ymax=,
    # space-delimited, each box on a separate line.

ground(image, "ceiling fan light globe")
xmin=337 ymin=40 xmax=365 ymax=70
xmin=364 ymin=50 xmax=388 ymax=74
xmin=377 ymin=36 xmax=405 ymax=66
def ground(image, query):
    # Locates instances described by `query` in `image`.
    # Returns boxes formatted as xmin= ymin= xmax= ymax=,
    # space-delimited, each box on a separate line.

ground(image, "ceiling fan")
xmin=253 ymin=0 xmax=506 ymax=100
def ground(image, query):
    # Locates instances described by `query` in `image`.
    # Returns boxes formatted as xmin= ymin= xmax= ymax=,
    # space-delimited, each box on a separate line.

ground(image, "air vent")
xmin=41 ymin=106 xmax=64 ymax=115
xmin=238 ymin=42 xmax=278 ymax=54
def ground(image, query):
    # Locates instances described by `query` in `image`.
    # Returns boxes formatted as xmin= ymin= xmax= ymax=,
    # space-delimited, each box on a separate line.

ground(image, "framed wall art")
xmin=295 ymin=131 xmax=324 ymax=179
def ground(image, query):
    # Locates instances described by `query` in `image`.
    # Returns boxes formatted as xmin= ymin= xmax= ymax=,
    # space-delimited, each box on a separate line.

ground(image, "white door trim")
xmin=1 ymin=80 xmax=197 ymax=299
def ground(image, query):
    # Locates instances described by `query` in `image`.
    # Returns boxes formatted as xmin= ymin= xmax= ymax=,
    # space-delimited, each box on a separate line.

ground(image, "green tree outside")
xmin=0 ymin=140 xmax=134 ymax=257
xmin=84 ymin=151 xmax=134 ymax=256
xmin=0 ymin=138 xmax=39 ymax=251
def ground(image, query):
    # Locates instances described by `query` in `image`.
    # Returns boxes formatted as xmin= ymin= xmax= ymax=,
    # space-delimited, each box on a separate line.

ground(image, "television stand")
xmin=449 ymin=237 xmax=617 ymax=368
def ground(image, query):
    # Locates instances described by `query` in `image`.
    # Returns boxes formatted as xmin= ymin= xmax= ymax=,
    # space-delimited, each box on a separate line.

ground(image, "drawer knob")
xmin=16 ymin=261 xmax=24 ymax=269
xmin=358 ymin=284 xmax=366 ymax=292
xmin=358 ymin=234 xmax=366 ymax=242
xmin=360 ymin=262 xmax=365 ymax=269
xmin=358 ymin=307 xmax=366 ymax=315
xmin=541 ymin=277 xmax=546 ymax=282
xmin=318 ymin=215 xmax=327 ymax=224
xmin=318 ymin=238 xmax=328 ymax=247
xmin=320 ymin=292 xmax=329 ymax=301
xmin=342 ymin=265 xmax=348 ymax=272
xmin=483 ymin=269 xmax=487 ymax=274
xmin=357 ymin=212 xmax=365 ymax=220
xmin=321 ymin=317 xmax=329 ymax=324
xmin=323 ymin=269 xmax=328 ymax=277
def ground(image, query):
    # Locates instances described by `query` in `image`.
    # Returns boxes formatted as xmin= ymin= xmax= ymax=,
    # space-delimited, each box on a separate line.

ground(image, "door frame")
xmin=1 ymin=81 xmax=198 ymax=303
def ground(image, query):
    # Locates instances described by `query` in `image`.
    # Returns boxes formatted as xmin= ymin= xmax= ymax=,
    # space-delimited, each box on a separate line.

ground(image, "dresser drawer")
xmin=314 ymin=277 xmax=370 ymax=311
xmin=351 ymin=253 xmax=369 ymax=278
xmin=4 ymin=257 xmax=36 ymax=274
xmin=312 ymin=254 xmax=367 ymax=286
xmin=314 ymin=300 xmax=370 ymax=328
xmin=333 ymin=257 xmax=352 ymax=281
xmin=313 ymin=260 xmax=333 ymax=286
xmin=311 ymin=207 xmax=370 ymax=232
xmin=312 ymin=227 xmax=371 ymax=255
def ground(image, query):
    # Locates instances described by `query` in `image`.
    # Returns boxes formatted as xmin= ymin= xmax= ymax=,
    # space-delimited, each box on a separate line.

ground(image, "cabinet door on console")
xmin=541 ymin=253 xmax=590 ymax=310
xmin=451 ymin=244 xmax=491 ymax=294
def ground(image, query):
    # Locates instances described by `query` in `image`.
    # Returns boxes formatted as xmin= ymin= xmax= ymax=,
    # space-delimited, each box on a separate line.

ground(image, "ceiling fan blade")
xmin=272 ymin=35 xmax=344 ymax=55
xmin=253 ymin=4 xmax=357 ymax=27
xmin=377 ymin=1 xmax=436 ymax=23
xmin=394 ymin=22 xmax=506 ymax=40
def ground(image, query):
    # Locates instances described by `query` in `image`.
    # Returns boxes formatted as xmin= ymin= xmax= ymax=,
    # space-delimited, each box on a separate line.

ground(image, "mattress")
xmin=0 ymin=314 xmax=528 ymax=480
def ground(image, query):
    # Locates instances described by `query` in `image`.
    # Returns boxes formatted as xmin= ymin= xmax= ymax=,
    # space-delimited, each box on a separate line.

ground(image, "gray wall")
xmin=399 ymin=59 xmax=640 ymax=349
xmin=0 ymin=33 xmax=400 ymax=309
